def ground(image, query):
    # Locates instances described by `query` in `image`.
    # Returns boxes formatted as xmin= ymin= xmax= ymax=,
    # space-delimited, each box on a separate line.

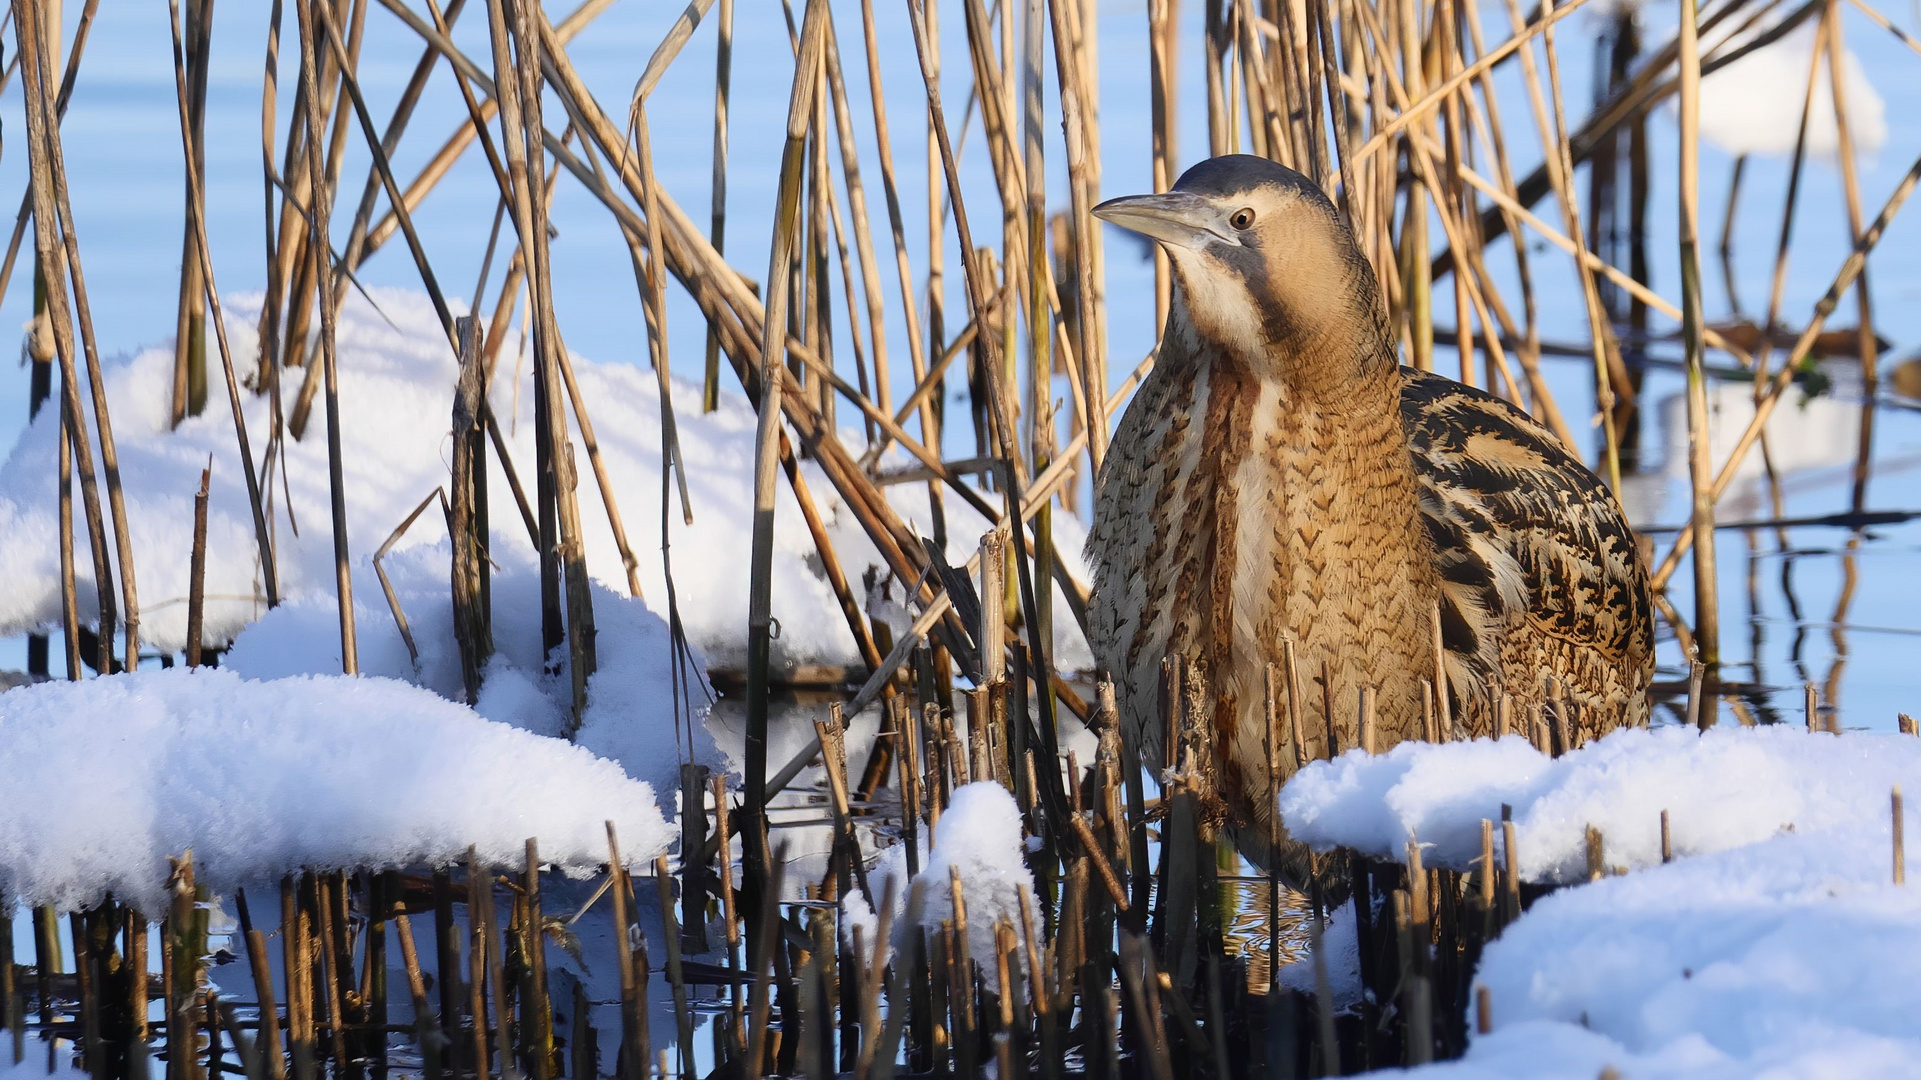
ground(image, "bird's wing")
xmin=1397 ymin=368 xmax=1654 ymax=719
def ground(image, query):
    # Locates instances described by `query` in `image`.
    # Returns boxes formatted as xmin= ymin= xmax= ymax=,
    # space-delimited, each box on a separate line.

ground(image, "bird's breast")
xmin=1089 ymin=356 xmax=1438 ymax=817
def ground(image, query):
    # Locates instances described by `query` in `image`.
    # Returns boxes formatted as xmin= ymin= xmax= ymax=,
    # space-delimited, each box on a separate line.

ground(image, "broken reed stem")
xmin=1889 ymin=785 xmax=1906 ymax=884
xmin=186 ymin=461 xmax=210 ymax=668
xmin=653 ymin=855 xmax=695 ymax=1080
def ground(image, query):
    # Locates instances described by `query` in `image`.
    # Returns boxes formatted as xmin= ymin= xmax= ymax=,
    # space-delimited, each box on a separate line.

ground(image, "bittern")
xmin=1085 ymin=156 xmax=1653 ymax=882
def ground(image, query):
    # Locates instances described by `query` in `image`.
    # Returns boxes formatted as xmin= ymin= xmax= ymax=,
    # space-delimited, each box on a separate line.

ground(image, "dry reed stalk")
xmin=165 ymin=856 xmax=203 ymax=1080
xmin=818 ymin=9 xmax=898 ymax=427
xmin=1488 ymin=0 xmax=1622 ymax=486
xmin=649 ymin=855 xmax=694 ymax=1080
xmin=1355 ymin=0 xmax=1593 ymax=162
xmin=1311 ymin=0 xmax=1357 ymax=221
xmin=1820 ymin=0 xmax=1875 ymax=387
xmin=391 ymin=908 xmax=443 ymax=1080
xmin=1455 ymin=165 xmax=1753 ymax=366
xmin=162 ymin=2 xmax=287 ymax=625
xmin=403 ymin=7 xmax=997 ymax=674
xmin=171 ymin=0 xmax=212 ymax=428
xmin=1437 ymin=0 xmax=1475 ymax=387
xmin=451 ymin=315 xmax=491 ymax=704
xmin=278 ymin=880 xmax=312 ymax=1080
xmin=1049 ymin=1 xmax=1106 ymax=475
xmin=327 ymin=0 xmax=470 ymax=340
xmin=603 ymin=102 xmax=686 ymax=588
xmin=287 ymin=0 xmax=356 ymax=674
xmin=1648 ymin=138 xmax=1921 ymax=594
xmin=497 ymin=0 xmax=599 ymax=725
xmin=467 ymin=854 xmax=513 ymax=1080
xmin=1283 ymin=643 xmax=1307 ymax=769
xmin=1754 ymin=16 xmax=1830 ymax=387
xmin=743 ymin=844 xmax=787 ymax=1077
xmin=703 ymin=778 xmax=745 ymax=1058
xmin=361 ymin=0 xmax=610 ymax=258
xmin=1463 ymin=0 xmax=1807 ymax=268
xmin=0 ymin=0 xmax=98 ymax=311
xmin=743 ymin=0 xmax=827 ymax=954
xmin=1457 ymin=0 xmax=1544 ymax=376
xmin=699 ymin=0 xmax=734 ymax=411
xmin=1675 ymin=0 xmax=1719 ymax=673
xmin=186 ymin=463 xmax=210 ymax=668
xmin=1023 ymin=0 xmax=1061 ymax=756
xmin=1895 ymin=787 xmax=1906 ymax=885
xmin=18 ymin=0 xmax=142 ymax=673
xmin=519 ymin=841 xmax=553 ymax=1080
xmin=1207 ymin=0 xmax=1229 ymax=155
xmin=1344 ymin=0 xmax=1528 ymax=419
xmin=1148 ymin=0 xmax=1173 ymax=327
xmin=814 ymin=708 xmax=875 ymax=901
xmin=851 ymin=0 xmax=935 ymax=447
xmin=370 ymin=488 xmax=445 ymax=665
xmin=778 ymin=428 xmax=887 ymax=676
xmin=254 ymin=0 xmax=289 ymax=421
xmin=913 ymin=0 xmax=1074 ymax=841
xmin=308 ymin=876 xmax=345 ymax=1078
xmin=276 ymin=0 xmax=365 ymax=385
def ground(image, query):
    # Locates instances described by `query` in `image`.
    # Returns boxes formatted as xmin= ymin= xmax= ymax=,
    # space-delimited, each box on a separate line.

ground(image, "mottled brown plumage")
xmin=1086 ymin=156 xmax=1652 ymax=885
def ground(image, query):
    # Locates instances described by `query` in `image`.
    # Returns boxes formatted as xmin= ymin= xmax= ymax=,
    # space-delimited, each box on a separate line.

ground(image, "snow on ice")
xmin=1698 ymin=21 xmax=1886 ymax=159
xmin=0 ymin=668 xmax=672 ymax=912
xmin=1279 ymin=726 xmax=1921 ymax=1078
xmin=0 ymin=288 xmax=1094 ymax=674
xmin=222 ymin=537 xmax=722 ymax=807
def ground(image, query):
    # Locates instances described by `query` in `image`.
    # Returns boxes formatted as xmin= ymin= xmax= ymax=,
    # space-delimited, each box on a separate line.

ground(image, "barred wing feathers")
xmin=1398 ymin=369 xmax=1654 ymax=733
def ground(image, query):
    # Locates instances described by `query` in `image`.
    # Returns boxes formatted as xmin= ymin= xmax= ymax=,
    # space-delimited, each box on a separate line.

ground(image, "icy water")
xmin=6 ymin=0 xmax=1921 ymax=1072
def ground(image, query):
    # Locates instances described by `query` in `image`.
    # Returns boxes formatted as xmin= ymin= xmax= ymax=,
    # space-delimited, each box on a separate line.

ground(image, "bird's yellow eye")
xmin=1230 ymin=208 xmax=1256 ymax=230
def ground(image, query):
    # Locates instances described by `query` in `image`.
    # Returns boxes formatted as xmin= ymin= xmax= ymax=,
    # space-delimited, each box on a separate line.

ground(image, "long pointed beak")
xmin=1091 ymin=191 xmax=1236 ymax=252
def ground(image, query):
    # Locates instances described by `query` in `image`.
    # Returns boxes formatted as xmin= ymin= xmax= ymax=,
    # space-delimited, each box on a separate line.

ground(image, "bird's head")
xmin=1093 ymin=155 xmax=1386 ymax=381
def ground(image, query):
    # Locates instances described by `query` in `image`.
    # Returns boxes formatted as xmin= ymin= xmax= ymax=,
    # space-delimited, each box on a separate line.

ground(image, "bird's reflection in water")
xmin=1218 ymin=876 xmax=1317 ymax=994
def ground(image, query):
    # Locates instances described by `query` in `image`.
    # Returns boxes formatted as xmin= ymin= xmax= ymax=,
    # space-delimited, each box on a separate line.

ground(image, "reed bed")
xmin=2 ymin=656 xmax=1716 ymax=1080
xmin=6 ymin=0 xmax=1916 ymax=1073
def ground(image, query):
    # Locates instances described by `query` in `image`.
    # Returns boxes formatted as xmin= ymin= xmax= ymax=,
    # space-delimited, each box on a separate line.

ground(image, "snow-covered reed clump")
xmin=1280 ymin=725 xmax=1921 ymax=1077
xmin=842 ymin=781 xmax=1037 ymax=985
xmin=0 ymin=668 xmax=673 ymax=912
xmin=1281 ymin=723 xmax=1921 ymax=881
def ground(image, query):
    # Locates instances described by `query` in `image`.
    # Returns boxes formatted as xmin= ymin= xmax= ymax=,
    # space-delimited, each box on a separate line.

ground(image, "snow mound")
xmin=842 ymin=782 xmax=1037 ymax=984
xmin=223 ymin=538 xmax=724 ymax=804
xmin=0 ymin=668 xmax=672 ymax=911
xmin=1698 ymin=22 xmax=1886 ymax=158
xmin=0 ymin=288 xmax=1094 ymax=673
xmin=1279 ymin=725 xmax=1921 ymax=883
xmin=1399 ymin=826 xmax=1921 ymax=1079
